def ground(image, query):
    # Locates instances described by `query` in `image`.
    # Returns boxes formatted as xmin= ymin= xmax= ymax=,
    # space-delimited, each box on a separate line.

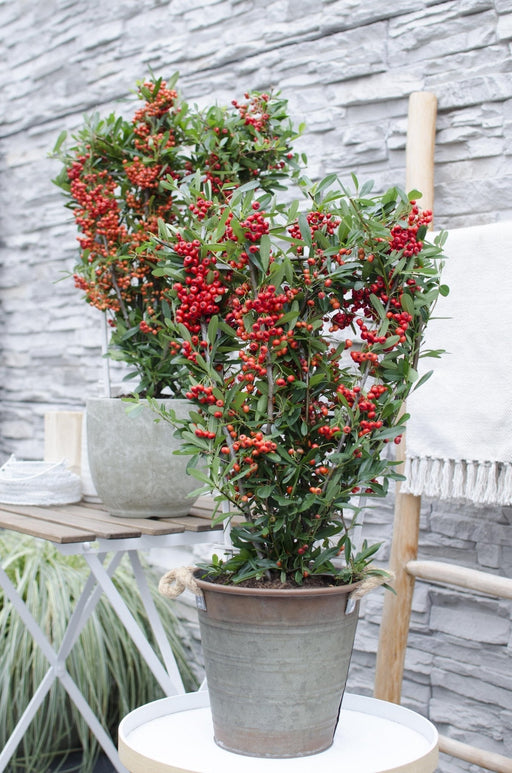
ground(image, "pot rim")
xmin=194 ymin=571 xmax=361 ymax=598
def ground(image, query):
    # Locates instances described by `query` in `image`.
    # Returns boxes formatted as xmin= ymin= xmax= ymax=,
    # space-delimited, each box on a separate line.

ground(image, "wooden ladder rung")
xmin=439 ymin=733 xmax=512 ymax=773
xmin=406 ymin=559 xmax=512 ymax=600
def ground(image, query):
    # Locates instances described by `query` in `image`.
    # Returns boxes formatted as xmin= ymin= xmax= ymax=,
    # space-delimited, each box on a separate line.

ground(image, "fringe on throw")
xmin=401 ymin=457 xmax=512 ymax=506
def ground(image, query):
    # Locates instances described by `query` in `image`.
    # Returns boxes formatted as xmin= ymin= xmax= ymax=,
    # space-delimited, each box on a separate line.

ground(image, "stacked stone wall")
xmin=1 ymin=1 xmax=511 ymax=769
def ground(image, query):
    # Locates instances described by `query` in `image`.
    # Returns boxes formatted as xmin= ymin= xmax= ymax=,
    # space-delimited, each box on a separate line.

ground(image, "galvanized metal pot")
xmin=86 ymin=397 xmax=198 ymax=518
xmin=194 ymin=574 xmax=360 ymax=758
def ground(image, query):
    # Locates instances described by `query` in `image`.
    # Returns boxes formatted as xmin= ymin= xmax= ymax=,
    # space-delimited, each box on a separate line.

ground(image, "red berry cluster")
xmin=221 ymin=429 xmax=278 ymax=483
xmin=386 ymin=309 xmax=412 ymax=342
xmin=390 ymin=202 xmax=432 ymax=257
xmin=123 ymin=157 xmax=161 ymax=190
xmin=172 ymin=237 xmax=229 ymax=341
xmin=232 ymin=285 xmax=299 ymax=345
xmin=65 ymin=80 xmax=186 ymax=329
xmin=136 ymin=320 xmax=154 ymax=335
xmin=188 ymin=198 xmax=213 ymax=220
xmin=318 ymin=424 xmax=342 ymax=439
xmin=288 ymin=210 xmax=339 ymax=241
xmin=68 ymin=159 xmax=126 ymax=258
xmin=227 ymin=284 xmax=299 ymax=389
xmin=133 ymin=82 xmax=178 ymax=122
xmin=125 ymin=79 xmax=182 ymax=210
xmin=355 ymin=384 xmax=387 ymax=436
xmin=232 ymin=93 xmax=271 ymax=133
xmin=240 ymin=206 xmax=270 ymax=244
xmin=67 ymin=159 xmax=129 ymax=312
xmin=185 ymin=384 xmax=222 ymax=406
xmin=287 ymin=211 xmax=341 ymax=258
xmin=317 ymin=203 xmax=433 ymax=377
xmin=203 ymin=153 xmax=231 ymax=193
xmin=194 ymin=426 xmax=217 ymax=440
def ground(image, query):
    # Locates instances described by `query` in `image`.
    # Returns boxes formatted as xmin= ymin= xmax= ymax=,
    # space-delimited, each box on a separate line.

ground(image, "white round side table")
xmin=119 ymin=691 xmax=438 ymax=773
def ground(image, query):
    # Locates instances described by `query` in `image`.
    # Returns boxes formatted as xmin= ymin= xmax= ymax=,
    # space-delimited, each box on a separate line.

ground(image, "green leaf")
xmin=316 ymin=173 xmax=338 ymax=193
xmin=229 ymin=218 xmax=246 ymax=243
xmin=259 ymin=233 xmax=271 ymax=272
xmin=187 ymin=467 xmax=215 ymax=486
xmin=283 ymin=256 xmax=295 ymax=285
xmin=435 ymin=230 xmax=448 ymax=247
xmin=213 ymin=207 xmax=231 ymax=241
xmin=286 ymin=199 xmax=299 ymax=222
xmin=412 ymin=370 xmax=433 ymax=391
xmin=230 ymin=179 xmax=260 ymax=202
xmin=400 ymin=292 xmax=415 ymax=316
xmin=207 ymin=316 xmax=219 ymax=344
xmin=52 ymin=130 xmax=67 ymax=154
xmin=168 ymin=71 xmax=180 ymax=90
xmin=257 ymin=393 xmax=267 ymax=414
xmin=256 ymin=484 xmax=274 ymax=498
xmin=369 ymin=293 xmax=386 ymax=321
xmin=359 ymin=179 xmax=374 ymax=197
xmin=297 ymin=212 xmax=312 ymax=247
xmin=177 ymin=323 xmax=192 ymax=342
xmin=123 ymin=401 xmax=144 ymax=417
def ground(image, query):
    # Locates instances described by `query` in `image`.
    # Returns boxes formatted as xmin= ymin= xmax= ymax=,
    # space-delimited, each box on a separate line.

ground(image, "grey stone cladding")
xmin=1 ymin=1 xmax=511 ymax=770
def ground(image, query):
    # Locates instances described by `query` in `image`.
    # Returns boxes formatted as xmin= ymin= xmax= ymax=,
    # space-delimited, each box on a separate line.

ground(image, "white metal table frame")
xmin=0 ymin=530 xmax=220 ymax=773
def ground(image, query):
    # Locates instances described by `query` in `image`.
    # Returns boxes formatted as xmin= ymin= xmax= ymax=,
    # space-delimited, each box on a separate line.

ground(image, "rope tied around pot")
xmin=349 ymin=571 xmax=395 ymax=602
xmin=159 ymin=566 xmax=203 ymax=600
xmin=158 ymin=567 xmax=394 ymax=604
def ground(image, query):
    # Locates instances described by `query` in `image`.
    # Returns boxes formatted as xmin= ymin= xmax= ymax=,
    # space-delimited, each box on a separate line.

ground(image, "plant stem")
xmin=109 ymin=268 xmax=131 ymax=326
xmin=265 ymin=361 xmax=274 ymax=433
xmin=220 ymin=427 xmax=252 ymax=520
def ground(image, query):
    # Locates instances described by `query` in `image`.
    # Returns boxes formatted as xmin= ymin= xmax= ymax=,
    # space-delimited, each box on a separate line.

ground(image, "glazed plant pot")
xmin=86 ymin=398 xmax=199 ymax=518
xmin=194 ymin=574 xmax=360 ymax=758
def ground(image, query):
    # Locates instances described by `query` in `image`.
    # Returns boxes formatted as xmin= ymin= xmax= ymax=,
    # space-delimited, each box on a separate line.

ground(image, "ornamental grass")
xmin=0 ymin=532 xmax=197 ymax=772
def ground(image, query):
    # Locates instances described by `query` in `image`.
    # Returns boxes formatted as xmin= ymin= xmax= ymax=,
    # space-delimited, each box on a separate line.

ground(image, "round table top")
xmin=119 ymin=691 xmax=438 ymax=773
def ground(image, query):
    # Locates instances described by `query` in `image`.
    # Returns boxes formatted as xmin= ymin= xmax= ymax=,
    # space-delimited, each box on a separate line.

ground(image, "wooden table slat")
xmin=0 ymin=509 xmax=97 ymax=544
xmin=0 ymin=503 xmax=142 ymax=540
xmin=75 ymin=500 xmax=221 ymax=534
xmin=188 ymin=506 xmax=215 ymax=520
xmin=160 ymin=515 xmax=220 ymax=533
xmin=63 ymin=504 xmax=189 ymax=536
xmin=0 ymin=498 xmax=222 ymax=543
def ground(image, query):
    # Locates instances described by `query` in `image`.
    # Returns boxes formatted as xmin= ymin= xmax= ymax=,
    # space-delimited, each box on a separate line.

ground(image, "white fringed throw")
xmin=402 ymin=221 xmax=512 ymax=506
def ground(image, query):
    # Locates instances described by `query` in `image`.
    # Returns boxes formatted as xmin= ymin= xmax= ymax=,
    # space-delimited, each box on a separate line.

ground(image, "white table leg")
xmin=83 ymin=551 xmax=182 ymax=695
xmin=128 ymin=550 xmax=185 ymax=694
xmin=0 ymin=535 xmax=199 ymax=772
xmin=0 ymin=561 xmax=129 ymax=773
xmin=57 ymin=551 xmax=124 ymax=658
xmin=0 ymin=669 xmax=54 ymax=771
xmin=58 ymin=669 xmax=129 ymax=772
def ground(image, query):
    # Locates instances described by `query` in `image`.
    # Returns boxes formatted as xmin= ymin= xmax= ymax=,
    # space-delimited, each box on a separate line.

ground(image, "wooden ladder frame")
xmin=373 ymin=92 xmax=512 ymax=773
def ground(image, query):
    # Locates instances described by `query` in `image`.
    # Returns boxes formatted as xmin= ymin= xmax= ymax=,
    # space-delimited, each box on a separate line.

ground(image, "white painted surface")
xmin=120 ymin=692 xmax=438 ymax=773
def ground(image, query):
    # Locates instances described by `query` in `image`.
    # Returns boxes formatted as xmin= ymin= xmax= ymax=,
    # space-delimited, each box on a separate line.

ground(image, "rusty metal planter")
xmin=194 ymin=575 xmax=360 ymax=758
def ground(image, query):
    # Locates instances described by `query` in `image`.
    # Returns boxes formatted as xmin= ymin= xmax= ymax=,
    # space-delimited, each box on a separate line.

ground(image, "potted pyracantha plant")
xmin=55 ymin=72 xmax=447 ymax=756
xmin=152 ymin=168 xmax=448 ymax=755
xmin=52 ymin=75 xmax=300 ymax=517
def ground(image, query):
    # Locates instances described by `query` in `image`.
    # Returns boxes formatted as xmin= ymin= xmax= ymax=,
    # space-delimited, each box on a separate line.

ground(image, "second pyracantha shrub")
xmin=52 ymin=75 xmax=301 ymax=397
